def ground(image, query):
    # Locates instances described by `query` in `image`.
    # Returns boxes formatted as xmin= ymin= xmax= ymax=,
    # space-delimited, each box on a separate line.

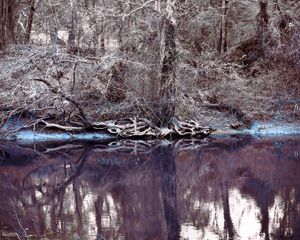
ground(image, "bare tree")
xmin=159 ymin=0 xmax=177 ymax=126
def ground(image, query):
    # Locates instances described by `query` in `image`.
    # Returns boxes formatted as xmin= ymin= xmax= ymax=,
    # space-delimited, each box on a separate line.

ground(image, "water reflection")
xmin=0 ymin=136 xmax=300 ymax=240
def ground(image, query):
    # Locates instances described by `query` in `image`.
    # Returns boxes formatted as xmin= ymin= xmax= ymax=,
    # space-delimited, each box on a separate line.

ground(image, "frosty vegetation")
xmin=0 ymin=0 xmax=299 ymax=134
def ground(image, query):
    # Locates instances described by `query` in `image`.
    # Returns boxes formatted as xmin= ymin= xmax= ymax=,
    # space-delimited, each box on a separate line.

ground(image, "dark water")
xmin=0 ymin=136 xmax=300 ymax=240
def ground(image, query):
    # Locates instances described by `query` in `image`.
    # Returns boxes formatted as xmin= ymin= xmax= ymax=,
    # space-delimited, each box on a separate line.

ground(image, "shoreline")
xmin=1 ymin=121 xmax=300 ymax=144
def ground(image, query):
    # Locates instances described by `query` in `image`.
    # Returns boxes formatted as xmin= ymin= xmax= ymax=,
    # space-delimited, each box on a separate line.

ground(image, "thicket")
xmin=0 ymin=0 xmax=299 ymax=132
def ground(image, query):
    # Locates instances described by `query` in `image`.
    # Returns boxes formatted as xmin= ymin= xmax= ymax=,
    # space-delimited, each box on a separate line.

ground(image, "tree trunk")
xmin=0 ymin=0 xmax=4 ymax=49
xmin=47 ymin=2 xmax=59 ymax=44
xmin=24 ymin=0 xmax=36 ymax=44
xmin=159 ymin=0 xmax=177 ymax=127
xmin=100 ymin=24 xmax=105 ymax=52
xmin=118 ymin=2 xmax=123 ymax=49
xmin=223 ymin=0 xmax=229 ymax=52
xmin=91 ymin=0 xmax=99 ymax=53
xmin=217 ymin=21 xmax=223 ymax=54
xmin=256 ymin=0 xmax=269 ymax=58
xmin=0 ymin=0 xmax=17 ymax=49
xmin=68 ymin=0 xmax=76 ymax=47
xmin=99 ymin=0 xmax=105 ymax=52
xmin=218 ymin=0 xmax=229 ymax=54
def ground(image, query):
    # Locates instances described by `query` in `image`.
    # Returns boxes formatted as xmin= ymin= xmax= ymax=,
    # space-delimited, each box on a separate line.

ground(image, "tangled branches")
xmin=33 ymin=117 xmax=215 ymax=139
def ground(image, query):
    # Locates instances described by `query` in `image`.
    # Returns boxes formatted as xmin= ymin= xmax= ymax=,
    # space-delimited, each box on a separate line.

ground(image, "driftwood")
xmin=33 ymin=117 xmax=215 ymax=139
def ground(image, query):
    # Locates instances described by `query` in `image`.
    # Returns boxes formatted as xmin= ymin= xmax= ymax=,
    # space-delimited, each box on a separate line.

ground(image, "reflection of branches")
xmin=94 ymin=138 xmax=210 ymax=155
xmin=157 ymin=145 xmax=180 ymax=240
xmin=10 ymin=199 xmax=29 ymax=240
xmin=18 ymin=145 xmax=90 ymax=209
xmin=30 ymin=188 xmax=45 ymax=238
xmin=94 ymin=195 xmax=104 ymax=236
xmin=221 ymin=182 xmax=235 ymax=240
xmin=4 ymin=139 xmax=216 ymax=205
xmin=21 ymin=164 xmax=51 ymax=193
xmin=42 ymin=143 xmax=83 ymax=154
xmin=73 ymin=180 xmax=83 ymax=235
xmin=238 ymin=169 xmax=274 ymax=240
xmin=274 ymin=188 xmax=300 ymax=239
xmin=7 ymin=138 xmax=220 ymax=211
xmin=51 ymin=146 xmax=90 ymax=197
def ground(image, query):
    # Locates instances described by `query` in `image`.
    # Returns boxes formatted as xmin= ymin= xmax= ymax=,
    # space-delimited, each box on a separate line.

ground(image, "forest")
xmin=0 ymin=0 xmax=300 ymax=137
xmin=1 ymin=1 xmax=300 ymax=239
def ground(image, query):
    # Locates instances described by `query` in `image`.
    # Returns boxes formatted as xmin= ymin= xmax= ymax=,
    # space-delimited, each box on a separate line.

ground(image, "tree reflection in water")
xmin=0 ymin=136 xmax=299 ymax=240
xmin=157 ymin=144 xmax=180 ymax=240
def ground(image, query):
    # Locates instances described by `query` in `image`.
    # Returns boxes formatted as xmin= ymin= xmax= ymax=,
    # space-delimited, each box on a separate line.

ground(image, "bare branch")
xmin=32 ymin=78 xmax=91 ymax=128
xmin=122 ymin=0 xmax=156 ymax=21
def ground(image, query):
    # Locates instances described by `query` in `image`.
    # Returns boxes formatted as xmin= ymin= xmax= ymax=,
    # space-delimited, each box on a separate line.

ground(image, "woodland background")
xmin=0 ymin=0 xmax=300 ymax=130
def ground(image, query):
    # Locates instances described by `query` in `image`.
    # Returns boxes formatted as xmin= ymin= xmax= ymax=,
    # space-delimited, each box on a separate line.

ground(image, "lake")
xmin=0 ymin=135 xmax=299 ymax=240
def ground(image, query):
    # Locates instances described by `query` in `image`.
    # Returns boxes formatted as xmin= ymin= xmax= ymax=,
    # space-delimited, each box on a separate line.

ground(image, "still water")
xmin=0 ymin=136 xmax=299 ymax=240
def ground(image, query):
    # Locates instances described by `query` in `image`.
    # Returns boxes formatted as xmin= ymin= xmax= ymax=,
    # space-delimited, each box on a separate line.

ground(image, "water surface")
xmin=0 ymin=136 xmax=300 ymax=240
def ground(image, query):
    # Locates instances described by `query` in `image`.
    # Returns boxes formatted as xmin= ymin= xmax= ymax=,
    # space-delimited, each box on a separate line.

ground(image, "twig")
xmin=122 ymin=0 xmax=156 ymax=21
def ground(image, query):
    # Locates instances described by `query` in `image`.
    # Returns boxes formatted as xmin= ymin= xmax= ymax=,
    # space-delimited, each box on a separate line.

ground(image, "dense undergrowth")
xmin=0 ymin=42 xmax=299 ymax=132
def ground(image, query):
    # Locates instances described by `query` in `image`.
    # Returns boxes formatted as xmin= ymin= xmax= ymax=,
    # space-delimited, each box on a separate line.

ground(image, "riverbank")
xmin=1 ymin=121 xmax=299 ymax=144
xmin=1 ymin=44 xmax=299 ymax=140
